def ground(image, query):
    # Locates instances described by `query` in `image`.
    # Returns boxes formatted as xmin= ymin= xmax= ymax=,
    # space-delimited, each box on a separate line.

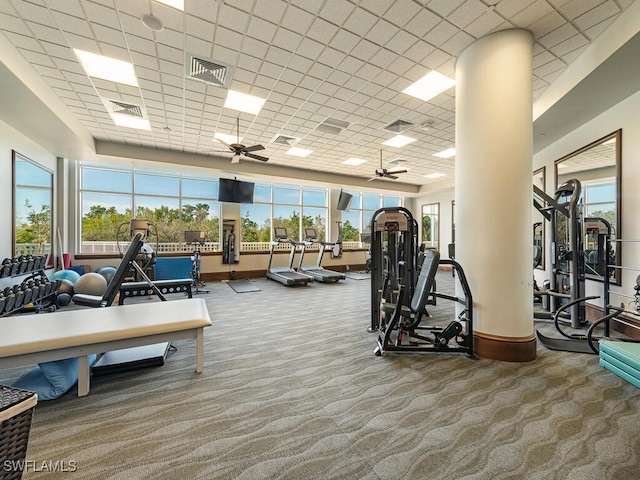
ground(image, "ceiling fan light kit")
xmin=217 ymin=117 xmax=269 ymax=163
xmin=369 ymin=150 xmax=408 ymax=181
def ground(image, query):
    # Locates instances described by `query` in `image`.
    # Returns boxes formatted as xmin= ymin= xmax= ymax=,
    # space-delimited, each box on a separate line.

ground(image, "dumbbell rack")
xmin=0 ymin=255 xmax=58 ymax=317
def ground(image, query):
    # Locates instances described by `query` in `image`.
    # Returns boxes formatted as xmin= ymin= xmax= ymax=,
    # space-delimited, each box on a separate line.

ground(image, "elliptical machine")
xmin=185 ymin=230 xmax=210 ymax=294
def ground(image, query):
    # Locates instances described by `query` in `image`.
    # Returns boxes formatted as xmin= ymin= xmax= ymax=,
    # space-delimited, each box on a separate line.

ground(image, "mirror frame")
xmin=533 ymin=166 xmax=546 ymax=270
xmin=554 ymin=129 xmax=621 ymax=285
xmin=12 ymin=150 xmax=54 ymax=258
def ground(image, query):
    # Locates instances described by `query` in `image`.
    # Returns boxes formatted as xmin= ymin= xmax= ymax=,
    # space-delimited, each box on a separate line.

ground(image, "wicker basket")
xmin=0 ymin=386 xmax=37 ymax=480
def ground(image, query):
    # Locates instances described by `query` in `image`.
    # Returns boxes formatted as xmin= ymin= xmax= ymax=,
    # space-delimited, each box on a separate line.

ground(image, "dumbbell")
xmin=21 ymin=281 xmax=34 ymax=305
xmin=9 ymin=258 xmax=20 ymax=276
xmin=35 ymin=256 xmax=45 ymax=270
xmin=31 ymin=279 xmax=44 ymax=301
xmin=17 ymin=255 xmax=29 ymax=275
xmin=0 ymin=295 xmax=5 ymax=313
xmin=2 ymin=287 xmax=16 ymax=313
xmin=12 ymin=285 xmax=25 ymax=309
xmin=1 ymin=258 xmax=11 ymax=278
xmin=25 ymin=255 xmax=35 ymax=273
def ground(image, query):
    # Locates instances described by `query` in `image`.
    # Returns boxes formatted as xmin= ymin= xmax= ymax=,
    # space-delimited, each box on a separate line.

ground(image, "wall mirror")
xmin=533 ymin=167 xmax=545 ymax=270
xmin=554 ymin=130 xmax=621 ymax=285
xmin=12 ymin=150 xmax=53 ymax=257
xmin=421 ymin=203 xmax=439 ymax=251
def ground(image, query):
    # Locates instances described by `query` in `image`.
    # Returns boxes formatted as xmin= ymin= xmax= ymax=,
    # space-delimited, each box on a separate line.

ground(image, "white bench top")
xmin=0 ymin=298 xmax=211 ymax=358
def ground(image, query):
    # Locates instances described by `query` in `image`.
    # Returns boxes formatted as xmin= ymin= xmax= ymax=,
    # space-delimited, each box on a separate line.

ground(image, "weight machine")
xmin=373 ymin=249 xmax=475 ymax=358
xmin=533 ymin=180 xmax=586 ymax=327
xmin=368 ymin=207 xmax=418 ymax=333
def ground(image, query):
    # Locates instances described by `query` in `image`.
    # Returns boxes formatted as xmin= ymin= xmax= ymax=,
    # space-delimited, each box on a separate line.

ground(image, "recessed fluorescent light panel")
xmin=214 ymin=132 xmax=241 ymax=144
xmin=343 ymin=158 xmax=367 ymax=166
xmin=74 ymin=49 xmax=138 ymax=86
xmin=403 ymin=71 xmax=456 ymax=102
xmin=424 ymin=172 xmax=446 ymax=179
xmin=433 ymin=148 xmax=456 ymax=158
xmin=112 ymin=114 xmax=151 ymax=131
xmin=224 ymin=90 xmax=266 ymax=115
xmin=155 ymin=0 xmax=184 ymax=10
xmin=286 ymin=147 xmax=313 ymax=158
xmin=383 ymin=135 xmax=417 ymax=148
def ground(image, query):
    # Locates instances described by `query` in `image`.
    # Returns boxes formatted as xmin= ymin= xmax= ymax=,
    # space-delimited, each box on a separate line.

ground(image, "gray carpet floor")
xmin=1 ymin=272 xmax=638 ymax=479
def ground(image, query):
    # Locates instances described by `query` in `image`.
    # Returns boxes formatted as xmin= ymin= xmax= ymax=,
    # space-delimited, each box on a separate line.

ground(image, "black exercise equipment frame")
xmin=374 ymin=250 xmax=475 ymax=358
xmin=369 ymin=206 xmax=418 ymax=333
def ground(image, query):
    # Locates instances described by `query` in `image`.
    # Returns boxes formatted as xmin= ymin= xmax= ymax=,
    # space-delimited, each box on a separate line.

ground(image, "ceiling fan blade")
xmin=384 ymin=173 xmax=399 ymax=180
xmin=244 ymin=144 xmax=265 ymax=152
xmin=387 ymin=167 xmax=408 ymax=174
xmin=245 ymin=152 xmax=269 ymax=162
xmin=231 ymin=153 xmax=241 ymax=164
xmin=216 ymin=138 xmax=231 ymax=148
xmin=367 ymin=176 xmax=378 ymax=182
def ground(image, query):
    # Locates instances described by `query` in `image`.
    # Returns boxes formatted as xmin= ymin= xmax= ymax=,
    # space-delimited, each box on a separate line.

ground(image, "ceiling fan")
xmin=369 ymin=150 xmax=408 ymax=181
xmin=217 ymin=117 xmax=269 ymax=164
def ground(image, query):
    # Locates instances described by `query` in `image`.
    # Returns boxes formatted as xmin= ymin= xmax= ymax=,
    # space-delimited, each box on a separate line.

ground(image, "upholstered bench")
xmin=118 ymin=278 xmax=193 ymax=304
xmin=0 ymin=298 xmax=211 ymax=397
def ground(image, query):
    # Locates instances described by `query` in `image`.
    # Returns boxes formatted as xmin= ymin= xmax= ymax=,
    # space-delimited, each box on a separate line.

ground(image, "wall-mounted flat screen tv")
xmin=218 ymin=178 xmax=255 ymax=204
xmin=337 ymin=189 xmax=353 ymax=211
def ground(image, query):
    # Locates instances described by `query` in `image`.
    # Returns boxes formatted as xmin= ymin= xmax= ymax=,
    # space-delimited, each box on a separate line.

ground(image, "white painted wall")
xmin=413 ymin=187 xmax=455 ymax=258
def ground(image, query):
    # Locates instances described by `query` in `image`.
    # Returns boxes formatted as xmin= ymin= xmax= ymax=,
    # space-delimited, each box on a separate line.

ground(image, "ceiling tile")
xmin=318 ymin=0 xmax=356 ymax=25
xmin=574 ymin=1 xmax=621 ymax=31
xmin=280 ymin=4 xmax=315 ymax=35
xmin=464 ymin=9 xmax=504 ymax=38
xmin=343 ymin=7 xmax=378 ymax=37
xmin=365 ymin=19 xmax=398 ymax=47
xmin=271 ymin=27 xmax=303 ymax=53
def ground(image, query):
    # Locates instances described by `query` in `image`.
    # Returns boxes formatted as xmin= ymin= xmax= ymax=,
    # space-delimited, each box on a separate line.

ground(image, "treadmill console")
xmin=274 ymin=227 xmax=288 ymax=241
xmin=304 ymin=228 xmax=318 ymax=240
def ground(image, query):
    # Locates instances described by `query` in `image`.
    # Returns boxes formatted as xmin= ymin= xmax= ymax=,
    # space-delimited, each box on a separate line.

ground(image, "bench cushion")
xmin=0 ymin=298 xmax=211 ymax=358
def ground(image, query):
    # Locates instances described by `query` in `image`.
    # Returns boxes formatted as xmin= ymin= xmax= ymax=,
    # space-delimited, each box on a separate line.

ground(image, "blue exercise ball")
xmin=56 ymin=279 xmax=75 ymax=296
xmin=74 ymin=272 xmax=108 ymax=296
xmin=95 ymin=266 xmax=117 ymax=285
xmin=50 ymin=269 xmax=81 ymax=284
xmin=56 ymin=292 xmax=72 ymax=307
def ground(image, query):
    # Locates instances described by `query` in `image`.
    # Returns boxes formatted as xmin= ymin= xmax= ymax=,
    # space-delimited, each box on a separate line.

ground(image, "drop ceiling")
xmin=0 ymin=0 xmax=638 ymax=193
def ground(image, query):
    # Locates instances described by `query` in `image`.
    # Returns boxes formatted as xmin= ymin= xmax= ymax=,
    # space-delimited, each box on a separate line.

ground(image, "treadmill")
xmin=298 ymin=228 xmax=346 ymax=283
xmin=267 ymin=227 xmax=314 ymax=286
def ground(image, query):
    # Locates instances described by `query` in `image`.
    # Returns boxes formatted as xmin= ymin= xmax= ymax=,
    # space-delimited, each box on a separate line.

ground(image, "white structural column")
xmin=455 ymin=29 xmax=536 ymax=361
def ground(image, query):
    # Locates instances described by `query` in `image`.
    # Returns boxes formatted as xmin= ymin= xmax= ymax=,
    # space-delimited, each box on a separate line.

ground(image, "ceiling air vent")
xmin=316 ymin=118 xmax=350 ymax=135
xmin=384 ymin=119 xmax=413 ymax=133
xmin=186 ymin=53 xmax=230 ymax=87
xmin=109 ymin=100 xmax=144 ymax=117
xmin=272 ymin=135 xmax=299 ymax=146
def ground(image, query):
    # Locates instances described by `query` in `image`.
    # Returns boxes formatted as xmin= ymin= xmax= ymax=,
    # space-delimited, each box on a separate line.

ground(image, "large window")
xmin=79 ymin=163 xmax=330 ymax=254
xmin=79 ymin=163 xmax=219 ymax=253
xmin=241 ymin=184 xmax=327 ymax=244
xmin=78 ymin=163 xmax=403 ymax=254
xmin=340 ymin=191 xmax=402 ymax=242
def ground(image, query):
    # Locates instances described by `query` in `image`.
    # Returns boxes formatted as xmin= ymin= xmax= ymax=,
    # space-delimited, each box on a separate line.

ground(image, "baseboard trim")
xmin=585 ymin=303 xmax=640 ymax=340
xmin=474 ymin=331 xmax=537 ymax=362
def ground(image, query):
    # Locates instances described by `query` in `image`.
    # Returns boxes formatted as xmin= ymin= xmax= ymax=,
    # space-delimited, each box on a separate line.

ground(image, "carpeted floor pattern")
xmin=1 ymin=272 xmax=639 ymax=479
